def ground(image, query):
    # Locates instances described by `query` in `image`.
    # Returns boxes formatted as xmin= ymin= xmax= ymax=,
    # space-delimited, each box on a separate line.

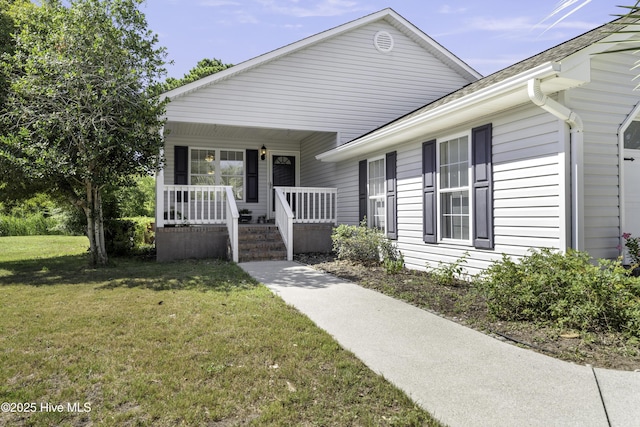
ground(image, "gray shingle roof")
xmin=344 ymin=17 xmax=630 ymax=146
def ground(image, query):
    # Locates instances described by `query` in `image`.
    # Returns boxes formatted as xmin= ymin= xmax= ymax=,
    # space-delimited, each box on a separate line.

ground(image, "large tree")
xmin=159 ymin=57 xmax=232 ymax=94
xmin=0 ymin=0 xmax=167 ymax=265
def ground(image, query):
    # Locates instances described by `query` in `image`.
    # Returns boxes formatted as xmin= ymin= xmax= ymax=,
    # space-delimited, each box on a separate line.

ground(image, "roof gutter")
xmin=527 ymin=79 xmax=583 ymax=131
xmin=527 ymin=78 xmax=584 ymax=251
xmin=317 ymin=62 xmax=562 ymax=163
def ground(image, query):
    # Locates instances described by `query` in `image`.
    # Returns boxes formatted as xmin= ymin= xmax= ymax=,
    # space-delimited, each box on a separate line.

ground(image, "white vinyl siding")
xmin=564 ymin=51 xmax=639 ymax=259
xmin=164 ymin=20 xmax=473 ymax=146
xmin=162 ymin=19 xmax=477 ymax=227
xmin=367 ymin=104 xmax=566 ymax=275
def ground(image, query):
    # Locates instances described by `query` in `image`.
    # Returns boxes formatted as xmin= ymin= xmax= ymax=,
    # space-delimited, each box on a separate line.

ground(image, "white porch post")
xmin=155 ymin=134 xmax=165 ymax=228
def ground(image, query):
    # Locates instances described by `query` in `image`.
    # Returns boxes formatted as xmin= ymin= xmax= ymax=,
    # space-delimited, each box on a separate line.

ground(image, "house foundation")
xmin=156 ymin=223 xmax=335 ymax=262
xmin=156 ymin=226 xmax=229 ymax=262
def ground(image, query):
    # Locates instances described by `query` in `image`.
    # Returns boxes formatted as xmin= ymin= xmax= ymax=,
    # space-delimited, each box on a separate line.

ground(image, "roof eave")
xmin=317 ymin=62 xmax=564 ymax=163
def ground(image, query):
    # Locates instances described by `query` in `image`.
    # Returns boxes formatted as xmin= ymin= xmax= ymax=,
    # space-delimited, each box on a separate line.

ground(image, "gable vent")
xmin=374 ymin=31 xmax=394 ymax=53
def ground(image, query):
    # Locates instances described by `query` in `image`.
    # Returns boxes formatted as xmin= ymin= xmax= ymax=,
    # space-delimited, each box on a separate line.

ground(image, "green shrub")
xmin=331 ymin=220 xmax=402 ymax=267
xmin=0 ymin=213 xmax=61 ymax=236
xmin=383 ymin=252 xmax=405 ymax=274
xmin=122 ymin=216 xmax=155 ymax=246
xmin=104 ymin=217 xmax=155 ymax=256
xmin=104 ymin=219 xmax=137 ymax=256
xmin=427 ymin=252 xmax=470 ymax=286
xmin=477 ymin=248 xmax=640 ymax=337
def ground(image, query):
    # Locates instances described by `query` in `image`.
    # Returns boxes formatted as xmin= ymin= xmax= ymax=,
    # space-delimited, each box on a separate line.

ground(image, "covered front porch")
xmin=155 ymin=121 xmax=340 ymax=262
xmin=155 ymin=185 xmax=337 ymax=262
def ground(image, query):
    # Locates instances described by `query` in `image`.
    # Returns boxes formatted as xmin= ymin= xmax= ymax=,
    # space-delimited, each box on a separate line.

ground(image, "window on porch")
xmin=190 ymin=148 xmax=244 ymax=200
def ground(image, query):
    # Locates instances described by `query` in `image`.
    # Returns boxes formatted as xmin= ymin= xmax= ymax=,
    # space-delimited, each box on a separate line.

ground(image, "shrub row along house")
xmin=155 ymin=8 xmax=640 ymax=272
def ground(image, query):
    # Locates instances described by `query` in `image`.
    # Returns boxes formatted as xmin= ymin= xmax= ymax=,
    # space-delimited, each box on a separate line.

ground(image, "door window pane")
xmin=624 ymin=121 xmax=640 ymax=149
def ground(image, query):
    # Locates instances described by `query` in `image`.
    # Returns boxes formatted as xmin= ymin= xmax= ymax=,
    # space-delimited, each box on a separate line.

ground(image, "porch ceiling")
xmin=164 ymin=121 xmax=319 ymax=143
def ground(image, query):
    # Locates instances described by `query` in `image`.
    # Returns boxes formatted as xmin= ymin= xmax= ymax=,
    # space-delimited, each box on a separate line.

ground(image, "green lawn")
xmin=0 ymin=236 xmax=439 ymax=426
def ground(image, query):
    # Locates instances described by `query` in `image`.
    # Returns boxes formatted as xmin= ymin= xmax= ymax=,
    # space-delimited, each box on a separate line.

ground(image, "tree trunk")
xmin=85 ymin=181 xmax=108 ymax=266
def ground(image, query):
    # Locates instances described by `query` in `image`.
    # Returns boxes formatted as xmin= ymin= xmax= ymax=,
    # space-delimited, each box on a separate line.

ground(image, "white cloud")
xmin=467 ymin=15 xmax=596 ymax=35
xmin=199 ymin=0 xmax=242 ymax=6
xmin=438 ymin=5 xmax=468 ymax=14
xmin=256 ymin=0 xmax=368 ymax=18
xmin=468 ymin=16 xmax=534 ymax=32
xmin=234 ymin=11 xmax=260 ymax=24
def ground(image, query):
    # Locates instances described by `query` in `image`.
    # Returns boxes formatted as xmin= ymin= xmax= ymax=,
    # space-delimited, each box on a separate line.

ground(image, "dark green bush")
xmin=331 ymin=220 xmax=402 ymax=267
xmin=104 ymin=217 xmax=155 ymax=256
xmin=104 ymin=219 xmax=137 ymax=256
xmin=122 ymin=216 xmax=155 ymax=245
xmin=477 ymin=249 xmax=640 ymax=337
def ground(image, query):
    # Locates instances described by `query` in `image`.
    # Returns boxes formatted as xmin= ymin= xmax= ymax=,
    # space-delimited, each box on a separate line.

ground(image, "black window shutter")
xmin=174 ymin=146 xmax=189 ymax=185
xmin=472 ymin=124 xmax=494 ymax=249
xmin=422 ymin=140 xmax=437 ymax=243
xmin=358 ymin=160 xmax=367 ymax=223
xmin=386 ymin=151 xmax=397 ymax=240
xmin=174 ymin=146 xmax=189 ymax=203
xmin=246 ymin=149 xmax=259 ymax=203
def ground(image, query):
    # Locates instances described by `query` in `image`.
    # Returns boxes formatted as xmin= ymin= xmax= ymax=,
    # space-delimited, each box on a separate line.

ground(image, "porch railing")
xmin=275 ymin=186 xmax=338 ymax=225
xmin=161 ymin=185 xmax=239 ymax=262
xmin=224 ymin=187 xmax=239 ymax=263
xmin=274 ymin=188 xmax=294 ymax=261
xmin=274 ymin=186 xmax=338 ymax=261
xmin=158 ymin=185 xmax=337 ymax=263
xmin=162 ymin=185 xmax=229 ymax=225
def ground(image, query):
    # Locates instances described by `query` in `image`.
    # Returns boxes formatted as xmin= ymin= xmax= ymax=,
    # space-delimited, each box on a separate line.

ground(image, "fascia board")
xmin=384 ymin=11 xmax=482 ymax=81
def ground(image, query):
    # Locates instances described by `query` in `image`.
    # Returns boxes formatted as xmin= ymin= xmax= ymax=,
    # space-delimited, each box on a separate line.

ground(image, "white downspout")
xmin=527 ymin=79 xmax=585 ymax=251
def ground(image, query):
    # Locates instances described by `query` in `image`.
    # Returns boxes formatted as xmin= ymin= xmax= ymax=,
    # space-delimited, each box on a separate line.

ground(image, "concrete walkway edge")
xmin=240 ymin=261 xmax=640 ymax=427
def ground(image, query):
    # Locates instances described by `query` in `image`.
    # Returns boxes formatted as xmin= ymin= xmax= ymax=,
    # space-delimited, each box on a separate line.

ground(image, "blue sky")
xmin=141 ymin=1 xmax=624 ymax=79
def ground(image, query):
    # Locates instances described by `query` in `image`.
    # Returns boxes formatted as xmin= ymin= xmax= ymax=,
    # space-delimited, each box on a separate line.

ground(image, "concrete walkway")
xmin=239 ymin=261 xmax=640 ymax=427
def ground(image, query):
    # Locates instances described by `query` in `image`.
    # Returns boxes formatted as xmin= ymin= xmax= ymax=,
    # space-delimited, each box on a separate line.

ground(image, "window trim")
xmin=189 ymin=147 xmax=246 ymax=200
xmin=367 ymin=156 xmax=386 ymax=232
xmin=436 ymin=132 xmax=473 ymax=244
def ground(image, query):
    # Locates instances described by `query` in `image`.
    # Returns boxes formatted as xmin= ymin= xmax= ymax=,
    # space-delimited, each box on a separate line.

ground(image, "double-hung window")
xmin=439 ymin=135 xmax=470 ymax=241
xmin=191 ymin=149 xmax=217 ymax=185
xmin=423 ymin=124 xmax=493 ymax=248
xmin=368 ymin=157 xmax=386 ymax=230
xmin=190 ymin=148 xmax=244 ymax=200
xmin=220 ymin=150 xmax=244 ymax=200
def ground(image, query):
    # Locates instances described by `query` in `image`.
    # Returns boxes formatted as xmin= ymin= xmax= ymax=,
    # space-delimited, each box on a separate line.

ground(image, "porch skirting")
xmin=156 ymin=226 xmax=229 ymax=262
xmin=155 ymin=224 xmax=335 ymax=262
xmin=292 ymin=224 xmax=334 ymax=254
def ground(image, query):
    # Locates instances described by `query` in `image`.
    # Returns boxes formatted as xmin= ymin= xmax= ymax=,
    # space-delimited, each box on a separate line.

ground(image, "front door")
xmin=271 ymin=154 xmax=297 ymax=214
xmin=623 ymin=121 xmax=640 ymax=260
xmin=624 ymin=149 xmax=640 ymax=234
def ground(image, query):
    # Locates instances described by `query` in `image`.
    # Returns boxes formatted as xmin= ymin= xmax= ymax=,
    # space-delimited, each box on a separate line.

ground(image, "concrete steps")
xmin=237 ymin=225 xmax=287 ymax=262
